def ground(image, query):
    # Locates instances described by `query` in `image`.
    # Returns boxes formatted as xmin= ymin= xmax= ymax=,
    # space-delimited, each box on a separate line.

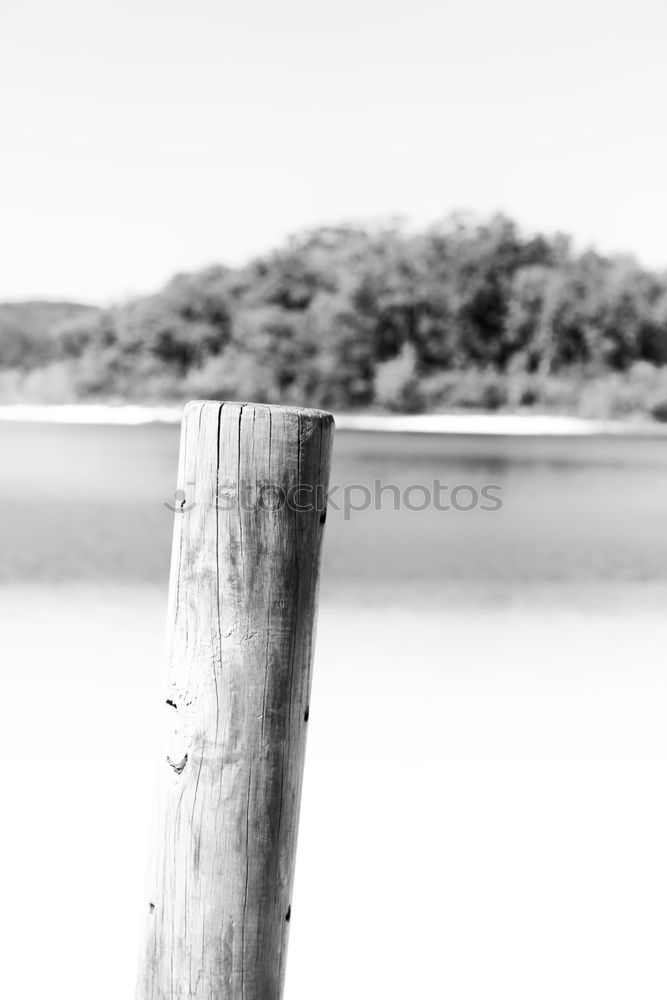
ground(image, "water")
xmin=2 ymin=421 xmax=667 ymax=1000
xmin=2 ymin=421 xmax=667 ymax=603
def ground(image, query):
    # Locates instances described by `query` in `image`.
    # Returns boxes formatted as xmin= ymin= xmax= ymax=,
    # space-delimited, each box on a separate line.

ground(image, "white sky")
xmin=1 ymin=0 xmax=666 ymax=303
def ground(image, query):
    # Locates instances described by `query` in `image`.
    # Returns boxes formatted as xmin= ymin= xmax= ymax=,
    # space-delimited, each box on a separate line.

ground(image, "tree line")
xmin=3 ymin=214 xmax=667 ymax=417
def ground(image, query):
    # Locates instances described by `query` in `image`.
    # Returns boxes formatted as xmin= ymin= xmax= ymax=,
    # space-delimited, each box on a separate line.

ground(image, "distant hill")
xmin=2 ymin=216 xmax=667 ymax=420
xmin=0 ymin=301 xmax=101 ymax=369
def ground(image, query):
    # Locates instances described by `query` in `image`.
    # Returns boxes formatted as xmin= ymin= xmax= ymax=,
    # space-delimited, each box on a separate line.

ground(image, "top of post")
xmin=184 ymin=400 xmax=334 ymax=425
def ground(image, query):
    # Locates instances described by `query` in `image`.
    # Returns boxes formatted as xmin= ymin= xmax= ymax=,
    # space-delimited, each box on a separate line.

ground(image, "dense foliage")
xmin=0 ymin=301 xmax=100 ymax=371
xmin=3 ymin=215 xmax=667 ymax=418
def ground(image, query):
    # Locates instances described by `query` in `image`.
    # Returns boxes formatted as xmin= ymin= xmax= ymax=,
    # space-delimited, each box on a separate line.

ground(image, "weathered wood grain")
xmin=136 ymin=400 xmax=334 ymax=1000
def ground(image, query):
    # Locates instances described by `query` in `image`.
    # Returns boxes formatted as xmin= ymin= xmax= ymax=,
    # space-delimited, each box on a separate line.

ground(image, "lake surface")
xmin=2 ymin=421 xmax=667 ymax=604
xmin=2 ymin=421 xmax=667 ymax=1000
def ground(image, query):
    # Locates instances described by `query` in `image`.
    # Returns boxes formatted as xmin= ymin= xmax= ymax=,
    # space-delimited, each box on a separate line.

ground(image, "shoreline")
xmin=0 ymin=402 xmax=666 ymax=436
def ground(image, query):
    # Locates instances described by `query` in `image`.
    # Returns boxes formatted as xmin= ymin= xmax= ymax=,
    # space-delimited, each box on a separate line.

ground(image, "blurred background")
xmin=2 ymin=1 xmax=667 ymax=998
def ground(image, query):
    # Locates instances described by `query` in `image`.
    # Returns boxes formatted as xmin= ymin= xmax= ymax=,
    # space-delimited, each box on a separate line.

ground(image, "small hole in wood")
xmin=304 ymin=706 xmax=309 ymax=722
xmin=167 ymin=753 xmax=188 ymax=774
xmin=149 ymin=902 xmax=155 ymax=913
xmin=285 ymin=906 xmax=291 ymax=922
xmin=319 ymin=512 xmax=326 ymax=525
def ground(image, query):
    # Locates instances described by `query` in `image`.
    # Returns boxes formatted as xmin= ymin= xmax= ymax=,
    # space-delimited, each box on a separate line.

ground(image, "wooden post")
xmin=136 ymin=400 xmax=334 ymax=1000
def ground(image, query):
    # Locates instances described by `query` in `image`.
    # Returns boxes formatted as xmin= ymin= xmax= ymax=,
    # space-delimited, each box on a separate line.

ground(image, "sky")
xmin=1 ymin=0 xmax=666 ymax=303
